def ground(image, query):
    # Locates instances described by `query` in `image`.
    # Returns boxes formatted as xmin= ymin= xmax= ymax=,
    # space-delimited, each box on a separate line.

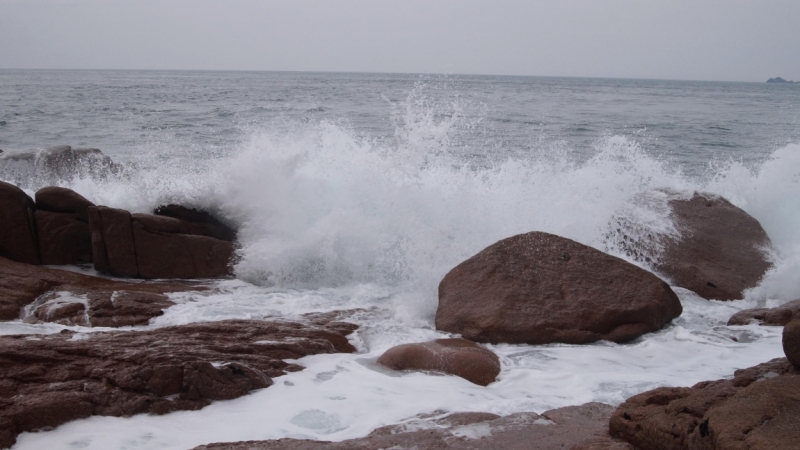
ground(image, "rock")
xmin=0 ymin=146 xmax=120 ymax=188
xmin=377 ymin=338 xmax=500 ymax=386
xmin=35 ymin=186 xmax=94 ymax=222
xmin=609 ymin=358 xmax=800 ymax=450
xmin=785 ymin=316 xmax=800 ymax=367
xmin=88 ymin=206 xmax=234 ymax=279
xmin=154 ymin=204 xmax=237 ymax=242
xmin=728 ymin=299 xmax=800 ymax=326
xmin=34 ymin=211 xmax=93 ymax=265
xmin=436 ymin=232 xmax=682 ymax=345
xmin=192 ymin=403 xmax=633 ymax=450
xmin=0 ymin=181 xmax=40 ymax=265
xmin=657 ymin=193 xmax=773 ymax=300
xmin=87 ymin=206 xmax=139 ymax=277
xmin=0 ymin=256 xmax=198 ymax=325
xmin=132 ymin=213 xmax=234 ymax=278
xmin=0 ymin=319 xmax=358 ymax=449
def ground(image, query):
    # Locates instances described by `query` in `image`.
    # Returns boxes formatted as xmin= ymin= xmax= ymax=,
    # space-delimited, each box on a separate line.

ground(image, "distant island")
xmin=767 ymin=77 xmax=795 ymax=83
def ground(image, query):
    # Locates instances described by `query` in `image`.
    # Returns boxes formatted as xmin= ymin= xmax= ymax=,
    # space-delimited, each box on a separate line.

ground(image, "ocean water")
xmin=1 ymin=70 xmax=800 ymax=449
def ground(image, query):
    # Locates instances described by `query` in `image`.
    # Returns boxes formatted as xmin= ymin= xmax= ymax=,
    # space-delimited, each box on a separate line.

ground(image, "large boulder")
xmin=728 ymin=299 xmax=800 ymax=326
xmin=610 ymin=358 xmax=800 ymax=450
xmin=35 ymin=186 xmax=94 ymax=221
xmin=34 ymin=186 xmax=95 ymax=266
xmin=155 ymin=204 xmax=237 ymax=242
xmin=0 ymin=255 xmax=198 ymax=325
xmin=192 ymin=403 xmax=633 ymax=450
xmin=0 ymin=181 xmax=39 ymax=265
xmin=785 ymin=315 xmax=800 ymax=367
xmin=87 ymin=206 xmax=139 ymax=277
xmin=657 ymin=193 xmax=772 ymax=300
xmin=88 ymin=206 xmax=235 ymax=279
xmin=377 ymin=338 xmax=501 ymax=386
xmin=436 ymin=232 xmax=682 ymax=345
xmin=0 ymin=319 xmax=358 ymax=449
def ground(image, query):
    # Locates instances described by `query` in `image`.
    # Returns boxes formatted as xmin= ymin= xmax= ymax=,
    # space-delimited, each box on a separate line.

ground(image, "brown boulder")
xmin=728 ymin=299 xmax=800 ymax=326
xmin=87 ymin=206 xmax=138 ymax=277
xmin=436 ymin=232 xmax=682 ymax=345
xmin=88 ymin=206 xmax=234 ymax=279
xmin=377 ymin=338 xmax=501 ymax=386
xmin=609 ymin=358 xmax=800 ymax=450
xmin=155 ymin=204 xmax=237 ymax=242
xmin=0 ymin=181 xmax=39 ymax=265
xmin=132 ymin=214 xmax=234 ymax=279
xmin=0 ymin=256 xmax=196 ymax=324
xmin=657 ymin=193 xmax=773 ymax=300
xmin=0 ymin=318 xmax=358 ymax=449
xmin=784 ymin=315 xmax=800 ymax=367
xmin=35 ymin=186 xmax=94 ymax=221
xmin=193 ymin=403 xmax=633 ymax=450
xmin=34 ymin=211 xmax=93 ymax=265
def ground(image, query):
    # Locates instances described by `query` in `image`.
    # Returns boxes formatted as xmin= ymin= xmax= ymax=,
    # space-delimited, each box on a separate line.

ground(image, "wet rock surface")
xmin=154 ymin=204 xmax=237 ymax=242
xmin=377 ymin=338 xmax=501 ymax=386
xmin=436 ymin=231 xmax=682 ymax=345
xmin=0 ymin=319 xmax=358 ymax=449
xmin=656 ymin=193 xmax=773 ymax=301
xmin=0 ymin=256 xmax=198 ymax=324
xmin=89 ymin=205 xmax=235 ymax=279
xmin=609 ymin=358 xmax=800 ymax=450
xmin=0 ymin=146 xmax=120 ymax=187
xmin=0 ymin=180 xmax=39 ymax=265
xmin=34 ymin=187 xmax=95 ymax=265
xmin=728 ymin=299 xmax=800 ymax=326
xmin=193 ymin=402 xmax=633 ymax=450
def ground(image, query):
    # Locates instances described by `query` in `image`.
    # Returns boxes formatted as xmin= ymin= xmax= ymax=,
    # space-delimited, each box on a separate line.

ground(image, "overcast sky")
xmin=1 ymin=0 xmax=798 ymax=82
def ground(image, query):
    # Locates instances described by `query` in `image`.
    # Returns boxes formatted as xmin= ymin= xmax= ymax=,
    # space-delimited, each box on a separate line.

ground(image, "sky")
xmin=1 ymin=0 xmax=798 ymax=82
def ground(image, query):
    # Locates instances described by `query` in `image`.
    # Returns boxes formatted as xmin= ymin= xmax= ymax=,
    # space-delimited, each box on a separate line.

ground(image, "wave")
xmin=2 ymin=87 xmax=799 ymax=307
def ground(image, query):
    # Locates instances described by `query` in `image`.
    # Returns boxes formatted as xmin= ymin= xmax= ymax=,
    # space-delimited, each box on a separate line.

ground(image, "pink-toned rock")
xmin=728 ymin=299 xmax=800 ymax=326
xmin=377 ymin=338 xmax=500 ymax=386
xmin=610 ymin=358 xmax=800 ymax=450
xmin=657 ymin=193 xmax=773 ymax=300
xmin=192 ymin=403 xmax=633 ymax=450
xmin=0 ymin=256 xmax=195 ymax=324
xmin=784 ymin=315 xmax=800 ymax=368
xmin=0 ymin=181 xmax=39 ymax=265
xmin=436 ymin=231 xmax=682 ymax=345
xmin=0 ymin=319 xmax=358 ymax=449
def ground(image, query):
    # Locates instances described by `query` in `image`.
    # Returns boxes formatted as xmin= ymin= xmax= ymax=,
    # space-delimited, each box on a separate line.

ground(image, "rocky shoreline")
xmin=1 ymin=146 xmax=798 ymax=449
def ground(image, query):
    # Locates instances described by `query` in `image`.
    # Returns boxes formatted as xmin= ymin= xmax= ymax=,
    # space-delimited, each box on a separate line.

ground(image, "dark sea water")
xmin=1 ymin=70 xmax=799 ymax=449
xmin=2 ymin=70 xmax=799 ymax=176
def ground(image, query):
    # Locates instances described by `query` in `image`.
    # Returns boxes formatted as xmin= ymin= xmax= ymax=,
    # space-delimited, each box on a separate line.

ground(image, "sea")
xmin=1 ymin=70 xmax=799 ymax=449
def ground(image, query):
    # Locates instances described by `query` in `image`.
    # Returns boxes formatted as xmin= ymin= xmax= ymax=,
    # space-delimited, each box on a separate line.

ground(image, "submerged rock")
xmin=0 ymin=319 xmax=358 ymax=449
xmin=0 ymin=181 xmax=39 ymax=265
xmin=728 ymin=299 xmax=800 ymax=326
xmin=377 ymin=338 xmax=501 ymax=386
xmin=610 ymin=358 xmax=800 ymax=450
xmin=436 ymin=231 xmax=682 ymax=345
xmin=0 ymin=256 xmax=196 ymax=325
xmin=193 ymin=402 xmax=633 ymax=450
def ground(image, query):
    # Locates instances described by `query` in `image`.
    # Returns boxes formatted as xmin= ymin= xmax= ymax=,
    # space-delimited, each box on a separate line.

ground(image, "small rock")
xmin=728 ymin=299 xmax=800 ymax=326
xmin=377 ymin=339 xmax=500 ymax=386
